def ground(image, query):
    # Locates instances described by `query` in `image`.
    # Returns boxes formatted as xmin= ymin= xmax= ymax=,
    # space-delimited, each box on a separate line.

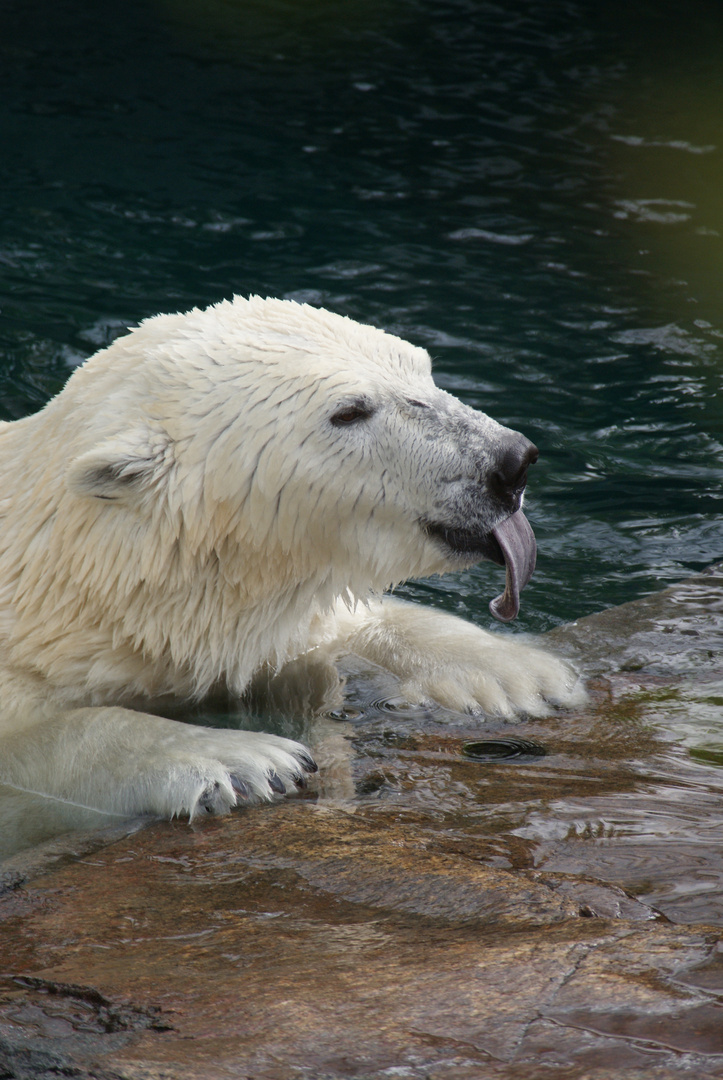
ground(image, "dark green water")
xmin=2 ymin=0 xmax=723 ymax=632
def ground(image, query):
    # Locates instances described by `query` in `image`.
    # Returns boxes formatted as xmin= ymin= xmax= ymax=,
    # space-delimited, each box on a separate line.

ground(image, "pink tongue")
xmin=489 ymin=510 xmax=537 ymax=622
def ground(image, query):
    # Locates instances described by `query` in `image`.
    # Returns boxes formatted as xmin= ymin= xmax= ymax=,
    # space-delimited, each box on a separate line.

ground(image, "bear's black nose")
xmin=489 ymin=437 xmax=538 ymax=502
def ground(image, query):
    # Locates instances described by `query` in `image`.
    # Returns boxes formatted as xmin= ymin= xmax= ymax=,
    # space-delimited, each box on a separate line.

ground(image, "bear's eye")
xmin=330 ymin=403 xmax=373 ymax=426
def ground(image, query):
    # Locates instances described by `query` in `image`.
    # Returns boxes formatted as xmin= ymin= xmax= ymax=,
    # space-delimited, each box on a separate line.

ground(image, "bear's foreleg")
xmin=326 ymin=596 xmax=585 ymax=718
xmin=0 ymin=704 xmax=317 ymax=819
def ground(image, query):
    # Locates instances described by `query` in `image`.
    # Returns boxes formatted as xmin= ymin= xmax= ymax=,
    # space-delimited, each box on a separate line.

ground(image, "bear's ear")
xmin=65 ymin=434 xmax=162 ymax=503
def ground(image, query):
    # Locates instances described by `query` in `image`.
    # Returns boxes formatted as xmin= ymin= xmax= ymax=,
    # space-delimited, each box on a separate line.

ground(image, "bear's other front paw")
xmin=150 ymin=729 xmax=318 ymax=819
xmin=398 ymin=640 xmax=585 ymax=718
xmin=195 ymin=758 xmax=316 ymax=815
xmin=339 ymin=597 xmax=585 ymax=720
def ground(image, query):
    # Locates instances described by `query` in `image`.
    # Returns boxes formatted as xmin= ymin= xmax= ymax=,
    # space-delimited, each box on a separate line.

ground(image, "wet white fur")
xmin=0 ymin=297 xmax=582 ymax=819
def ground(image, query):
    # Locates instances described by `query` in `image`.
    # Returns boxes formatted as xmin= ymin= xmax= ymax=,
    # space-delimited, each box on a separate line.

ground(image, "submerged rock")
xmin=547 ymin=562 xmax=723 ymax=680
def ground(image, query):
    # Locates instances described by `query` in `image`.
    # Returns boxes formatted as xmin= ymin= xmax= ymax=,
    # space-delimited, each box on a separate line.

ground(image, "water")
xmin=2 ymin=0 xmax=722 ymax=628
xmin=1 ymin=0 xmax=723 ymax=926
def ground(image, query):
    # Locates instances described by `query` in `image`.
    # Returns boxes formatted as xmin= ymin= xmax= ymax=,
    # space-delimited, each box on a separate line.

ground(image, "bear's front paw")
xmin=398 ymin=639 xmax=585 ymax=718
xmin=195 ymin=752 xmax=318 ymax=816
xmin=152 ymin=729 xmax=318 ymax=819
xmin=337 ymin=597 xmax=585 ymax=720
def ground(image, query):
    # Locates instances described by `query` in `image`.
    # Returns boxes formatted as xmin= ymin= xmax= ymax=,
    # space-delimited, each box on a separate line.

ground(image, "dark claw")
xmin=230 ymin=774 xmax=250 ymax=801
xmin=297 ymin=751 xmax=318 ymax=774
xmin=268 ymin=771 xmax=286 ymax=795
xmin=199 ymin=780 xmax=220 ymax=814
xmin=292 ymin=772 xmax=307 ymax=790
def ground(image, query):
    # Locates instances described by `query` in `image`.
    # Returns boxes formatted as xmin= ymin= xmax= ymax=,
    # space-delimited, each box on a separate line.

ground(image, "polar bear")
xmin=0 ymin=297 xmax=581 ymax=820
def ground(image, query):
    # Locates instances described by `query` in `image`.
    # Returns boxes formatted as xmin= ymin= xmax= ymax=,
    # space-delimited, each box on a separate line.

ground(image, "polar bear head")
xmin=10 ymin=297 xmax=537 ymax=697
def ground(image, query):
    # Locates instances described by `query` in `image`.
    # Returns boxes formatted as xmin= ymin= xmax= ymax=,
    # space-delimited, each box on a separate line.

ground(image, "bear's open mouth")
xmin=423 ymin=509 xmax=537 ymax=623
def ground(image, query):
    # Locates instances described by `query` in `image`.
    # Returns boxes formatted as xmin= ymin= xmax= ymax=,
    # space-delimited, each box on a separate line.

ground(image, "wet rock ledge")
xmin=1 ymin=568 xmax=723 ymax=1079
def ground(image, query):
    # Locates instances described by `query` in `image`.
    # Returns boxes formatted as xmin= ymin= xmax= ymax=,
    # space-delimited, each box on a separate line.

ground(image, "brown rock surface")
xmin=1 ymin=803 xmax=723 ymax=1079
